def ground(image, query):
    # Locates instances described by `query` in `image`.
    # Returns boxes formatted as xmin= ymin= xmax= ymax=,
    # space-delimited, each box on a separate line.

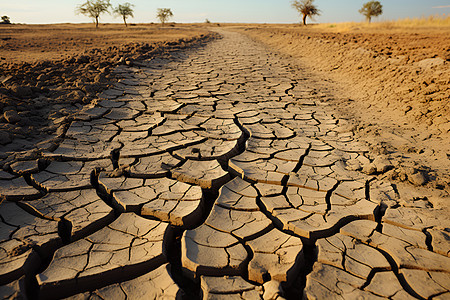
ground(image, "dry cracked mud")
xmin=1 ymin=29 xmax=449 ymax=300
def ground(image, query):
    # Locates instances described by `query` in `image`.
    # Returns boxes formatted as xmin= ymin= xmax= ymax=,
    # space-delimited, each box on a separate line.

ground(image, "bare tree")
xmin=76 ymin=0 xmax=111 ymax=28
xmin=114 ymin=2 xmax=134 ymax=27
xmin=157 ymin=8 xmax=173 ymax=26
xmin=359 ymin=1 xmax=383 ymax=23
xmin=1 ymin=16 xmax=11 ymax=24
xmin=291 ymin=0 xmax=320 ymax=25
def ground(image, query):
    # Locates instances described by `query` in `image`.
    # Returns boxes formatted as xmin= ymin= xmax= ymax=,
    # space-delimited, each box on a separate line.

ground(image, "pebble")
xmin=37 ymin=74 xmax=49 ymax=81
xmin=94 ymin=74 xmax=106 ymax=83
xmin=362 ymin=163 xmax=377 ymax=175
xmin=408 ymin=171 xmax=428 ymax=186
xmin=11 ymin=85 xmax=33 ymax=98
xmin=0 ymin=130 xmax=12 ymax=145
xmin=4 ymin=110 xmax=21 ymax=123
xmin=373 ymin=157 xmax=393 ymax=173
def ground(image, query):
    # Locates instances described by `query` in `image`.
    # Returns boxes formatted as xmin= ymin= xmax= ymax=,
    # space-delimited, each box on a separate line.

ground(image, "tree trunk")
xmin=302 ymin=14 xmax=307 ymax=26
xmin=368 ymin=16 xmax=371 ymax=24
xmin=123 ymin=16 xmax=127 ymax=27
xmin=95 ymin=16 xmax=99 ymax=28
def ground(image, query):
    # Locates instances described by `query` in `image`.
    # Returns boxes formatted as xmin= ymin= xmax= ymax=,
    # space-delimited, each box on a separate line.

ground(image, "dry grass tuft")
xmin=316 ymin=14 xmax=450 ymax=32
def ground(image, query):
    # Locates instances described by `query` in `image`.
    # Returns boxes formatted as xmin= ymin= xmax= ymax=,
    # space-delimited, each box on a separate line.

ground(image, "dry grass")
xmin=315 ymin=14 xmax=450 ymax=32
xmin=387 ymin=14 xmax=450 ymax=27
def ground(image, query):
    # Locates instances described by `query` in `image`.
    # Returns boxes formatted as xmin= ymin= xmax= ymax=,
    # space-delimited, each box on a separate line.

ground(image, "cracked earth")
xmin=1 ymin=29 xmax=449 ymax=299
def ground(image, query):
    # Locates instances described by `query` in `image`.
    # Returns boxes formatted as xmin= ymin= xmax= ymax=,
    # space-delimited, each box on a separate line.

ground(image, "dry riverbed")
xmin=0 ymin=23 xmax=449 ymax=299
xmin=233 ymin=23 xmax=450 ymax=203
xmin=0 ymin=23 xmax=215 ymax=163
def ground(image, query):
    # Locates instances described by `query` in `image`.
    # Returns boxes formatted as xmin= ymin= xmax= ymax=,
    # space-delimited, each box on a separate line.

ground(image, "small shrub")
xmin=76 ymin=0 xmax=111 ymax=28
xmin=1 ymin=15 xmax=11 ymax=24
xmin=157 ymin=8 xmax=173 ymax=26
xmin=359 ymin=1 xmax=383 ymax=24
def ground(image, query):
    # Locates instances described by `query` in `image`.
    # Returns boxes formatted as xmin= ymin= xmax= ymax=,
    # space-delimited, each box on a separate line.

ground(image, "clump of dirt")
xmin=0 ymin=25 xmax=217 ymax=168
xmin=236 ymin=25 xmax=449 ymax=199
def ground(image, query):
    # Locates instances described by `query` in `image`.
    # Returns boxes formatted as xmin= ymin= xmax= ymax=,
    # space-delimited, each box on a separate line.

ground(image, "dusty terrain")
xmin=0 ymin=23 xmax=449 ymax=299
xmin=0 ymin=23 xmax=208 ymax=63
xmin=0 ymin=23 xmax=213 ymax=162
xmin=233 ymin=23 xmax=450 ymax=200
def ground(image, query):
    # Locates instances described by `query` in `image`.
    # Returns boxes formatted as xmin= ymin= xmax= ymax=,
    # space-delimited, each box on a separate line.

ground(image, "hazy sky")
xmin=2 ymin=0 xmax=450 ymax=24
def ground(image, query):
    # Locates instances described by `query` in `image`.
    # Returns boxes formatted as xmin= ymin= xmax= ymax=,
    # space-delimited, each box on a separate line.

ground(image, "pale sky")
xmin=1 ymin=0 xmax=450 ymax=24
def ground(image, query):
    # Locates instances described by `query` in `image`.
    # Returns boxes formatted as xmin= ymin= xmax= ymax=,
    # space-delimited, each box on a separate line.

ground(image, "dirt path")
xmin=1 ymin=29 xmax=449 ymax=299
xmin=236 ymin=25 xmax=450 ymax=199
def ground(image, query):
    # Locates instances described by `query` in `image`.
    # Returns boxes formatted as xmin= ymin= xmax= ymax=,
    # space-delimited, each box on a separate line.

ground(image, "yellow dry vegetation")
xmin=316 ymin=14 xmax=450 ymax=32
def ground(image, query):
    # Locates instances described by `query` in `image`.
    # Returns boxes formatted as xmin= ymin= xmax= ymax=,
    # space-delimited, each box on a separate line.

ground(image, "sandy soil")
xmin=0 ymin=23 xmax=214 ymax=165
xmin=1 ymin=25 xmax=448 ymax=299
xmin=0 ymin=23 xmax=208 ymax=63
xmin=233 ymin=24 xmax=450 ymax=201
xmin=1 ymin=22 xmax=448 ymax=202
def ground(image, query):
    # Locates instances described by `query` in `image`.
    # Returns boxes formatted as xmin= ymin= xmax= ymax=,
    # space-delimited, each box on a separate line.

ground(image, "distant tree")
xmin=157 ymin=8 xmax=173 ymax=26
xmin=205 ymin=18 xmax=211 ymax=24
xmin=76 ymin=0 xmax=111 ymax=28
xmin=113 ymin=2 xmax=134 ymax=27
xmin=359 ymin=1 xmax=383 ymax=23
xmin=291 ymin=0 xmax=320 ymax=25
xmin=1 ymin=16 xmax=11 ymax=24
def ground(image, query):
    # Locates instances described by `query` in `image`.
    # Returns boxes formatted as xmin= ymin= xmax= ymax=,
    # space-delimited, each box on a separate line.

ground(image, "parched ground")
xmin=0 ymin=24 xmax=449 ymax=299
xmin=0 ymin=24 xmax=214 ymax=161
xmin=0 ymin=23 xmax=208 ymax=63
xmin=233 ymin=24 xmax=450 ymax=200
